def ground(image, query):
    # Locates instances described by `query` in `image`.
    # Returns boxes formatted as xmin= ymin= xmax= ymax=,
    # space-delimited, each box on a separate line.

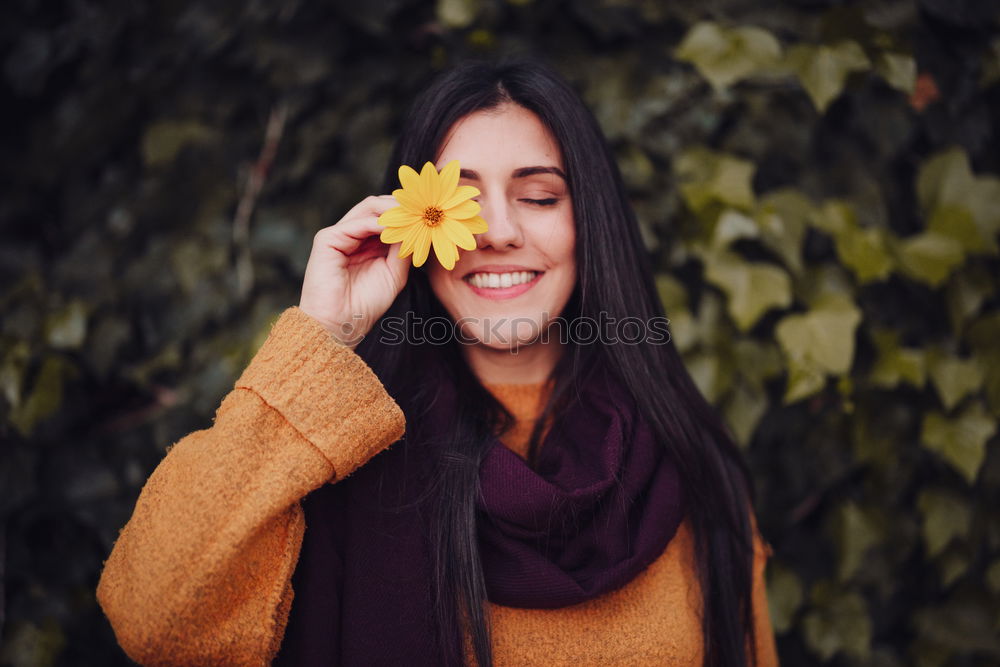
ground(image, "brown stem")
xmin=233 ymin=103 xmax=289 ymax=299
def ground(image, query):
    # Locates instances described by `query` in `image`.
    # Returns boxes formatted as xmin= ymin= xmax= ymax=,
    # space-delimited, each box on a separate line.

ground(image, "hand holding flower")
xmin=377 ymin=160 xmax=489 ymax=270
xmin=299 ymin=195 xmax=412 ymax=348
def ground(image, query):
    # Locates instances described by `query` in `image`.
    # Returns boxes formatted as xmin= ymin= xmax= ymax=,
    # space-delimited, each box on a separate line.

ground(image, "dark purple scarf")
xmin=275 ymin=364 xmax=685 ymax=665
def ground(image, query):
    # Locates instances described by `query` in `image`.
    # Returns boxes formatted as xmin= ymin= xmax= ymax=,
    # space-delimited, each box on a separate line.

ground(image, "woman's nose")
xmin=476 ymin=197 xmax=524 ymax=250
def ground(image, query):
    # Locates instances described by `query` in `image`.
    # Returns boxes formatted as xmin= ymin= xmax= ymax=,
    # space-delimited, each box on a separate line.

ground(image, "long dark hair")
xmin=355 ymin=57 xmax=759 ymax=667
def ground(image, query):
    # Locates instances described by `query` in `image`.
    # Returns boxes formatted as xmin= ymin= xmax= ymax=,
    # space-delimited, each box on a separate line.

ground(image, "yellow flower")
xmin=377 ymin=160 xmax=489 ymax=270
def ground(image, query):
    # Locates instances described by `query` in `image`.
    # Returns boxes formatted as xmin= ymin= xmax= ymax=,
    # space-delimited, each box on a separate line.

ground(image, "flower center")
xmin=422 ymin=206 xmax=444 ymax=226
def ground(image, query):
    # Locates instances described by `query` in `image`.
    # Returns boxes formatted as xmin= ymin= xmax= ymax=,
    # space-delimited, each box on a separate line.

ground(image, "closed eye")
xmin=520 ymin=198 xmax=559 ymax=206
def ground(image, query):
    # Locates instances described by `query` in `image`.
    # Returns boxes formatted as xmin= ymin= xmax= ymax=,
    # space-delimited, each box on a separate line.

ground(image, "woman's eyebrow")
xmin=459 ymin=166 xmax=567 ymax=181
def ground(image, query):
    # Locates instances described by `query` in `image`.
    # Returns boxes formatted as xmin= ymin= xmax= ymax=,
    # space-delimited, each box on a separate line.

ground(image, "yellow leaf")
xmin=786 ymin=41 xmax=871 ymax=112
xmin=675 ymin=21 xmax=782 ymax=92
xmin=776 ymin=294 xmax=862 ymax=403
xmin=704 ymin=250 xmax=792 ymax=331
xmin=921 ymin=402 xmax=996 ymax=484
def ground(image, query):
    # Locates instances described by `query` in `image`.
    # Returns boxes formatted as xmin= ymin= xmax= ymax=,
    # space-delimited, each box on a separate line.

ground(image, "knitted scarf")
xmin=275 ymin=362 xmax=686 ymax=665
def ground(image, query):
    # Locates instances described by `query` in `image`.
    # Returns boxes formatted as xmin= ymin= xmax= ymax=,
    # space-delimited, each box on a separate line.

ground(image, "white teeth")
xmin=467 ymin=271 xmax=538 ymax=288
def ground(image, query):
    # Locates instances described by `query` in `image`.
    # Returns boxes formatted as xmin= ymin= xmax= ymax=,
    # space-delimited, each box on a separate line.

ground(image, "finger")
xmin=318 ymin=210 xmax=391 ymax=257
xmin=336 ymin=213 xmax=395 ymax=248
xmin=322 ymin=195 xmax=405 ymax=255
xmin=344 ymin=235 xmax=388 ymax=266
xmin=341 ymin=194 xmax=401 ymax=221
xmin=384 ymin=241 xmax=411 ymax=289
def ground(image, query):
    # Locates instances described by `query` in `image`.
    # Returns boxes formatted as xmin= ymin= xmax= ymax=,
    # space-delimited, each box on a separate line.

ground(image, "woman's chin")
xmin=457 ymin=320 xmax=547 ymax=350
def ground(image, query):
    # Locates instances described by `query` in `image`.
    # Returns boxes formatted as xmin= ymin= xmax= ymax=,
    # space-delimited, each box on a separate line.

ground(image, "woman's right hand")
xmin=299 ymin=195 xmax=411 ymax=349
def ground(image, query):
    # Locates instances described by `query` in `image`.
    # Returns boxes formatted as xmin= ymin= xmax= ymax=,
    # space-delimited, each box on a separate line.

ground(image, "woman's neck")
xmin=462 ymin=339 xmax=563 ymax=385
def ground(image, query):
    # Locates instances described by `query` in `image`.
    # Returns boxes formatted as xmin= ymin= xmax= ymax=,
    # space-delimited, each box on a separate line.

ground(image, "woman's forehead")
xmin=435 ymin=103 xmax=564 ymax=172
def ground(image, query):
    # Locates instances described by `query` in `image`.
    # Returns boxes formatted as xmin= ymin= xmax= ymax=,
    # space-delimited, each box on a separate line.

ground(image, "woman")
xmin=97 ymin=58 xmax=778 ymax=666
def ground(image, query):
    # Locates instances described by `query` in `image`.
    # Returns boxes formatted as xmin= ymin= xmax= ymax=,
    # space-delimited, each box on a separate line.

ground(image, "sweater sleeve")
xmin=96 ymin=306 xmax=406 ymax=667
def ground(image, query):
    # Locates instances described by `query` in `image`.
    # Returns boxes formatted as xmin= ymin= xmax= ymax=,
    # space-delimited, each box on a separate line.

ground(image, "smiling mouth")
xmin=463 ymin=270 xmax=541 ymax=289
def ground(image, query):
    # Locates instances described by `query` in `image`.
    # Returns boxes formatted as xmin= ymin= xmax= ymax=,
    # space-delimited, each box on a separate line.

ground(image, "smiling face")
xmin=426 ymin=102 xmax=577 ymax=352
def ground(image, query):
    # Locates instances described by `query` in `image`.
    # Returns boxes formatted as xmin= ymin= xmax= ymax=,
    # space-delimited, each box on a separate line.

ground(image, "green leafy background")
xmin=2 ymin=0 xmax=999 ymax=665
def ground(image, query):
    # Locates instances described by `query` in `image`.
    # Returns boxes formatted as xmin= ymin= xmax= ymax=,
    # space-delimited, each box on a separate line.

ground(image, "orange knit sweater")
xmin=96 ymin=306 xmax=779 ymax=666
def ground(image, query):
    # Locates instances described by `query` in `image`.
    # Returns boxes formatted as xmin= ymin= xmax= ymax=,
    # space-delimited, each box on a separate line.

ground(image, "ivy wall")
xmin=2 ymin=0 xmax=999 ymax=665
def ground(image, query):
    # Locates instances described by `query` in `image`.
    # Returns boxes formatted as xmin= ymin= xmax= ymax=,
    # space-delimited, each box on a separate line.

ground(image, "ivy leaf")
xmin=754 ymin=188 xmax=813 ymax=275
xmin=684 ymin=349 xmax=732 ymax=403
xmin=674 ymin=21 xmax=782 ymax=92
xmin=142 ymin=120 xmax=218 ymax=168
xmin=928 ymin=350 xmax=985 ymax=411
xmin=835 ymin=502 xmax=881 ymax=581
xmin=8 ymin=355 xmax=77 ymax=436
xmin=786 ymin=41 xmax=871 ymax=112
xmin=946 ymin=265 xmax=996 ymax=330
xmin=917 ymin=147 xmax=1000 ymax=250
xmin=938 ymin=548 xmax=971 ymax=588
xmin=801 ymin=582 xmax=872 ymax=661
xmin=795 ymin=263 xmax=855 ymax=308
xmin=724 ymin=381 xmax=768 ymax=446
xmin=655 ymin=275 xmax=695 ymax=353
xmin=734 ymin=339 xmax=785 ymax=389
xmin=895 ymin=232 xmax=965 ymax=287
xmin=436 ymin=0 xmax=479 ymax=28
xmin=45 ymin=300 xmax=89 ymax=350
xmin=966 ymin=314 xmax=1000 ymax=418
xmin=776 ymin=294 xmax=862 ymax=403
xmin=913 ymin=599 xmax=1000 ymax=657
xmin=918 ymin=147 xmax=980 ymax=215
xmin=784 ymin=362 xmax=827 ymax=405
xmin=916 ymin=489 xmax=971 ymax=558
xmin=685 ymin=291 xmax=728 ymax=351
xmin=667 ymin=309 xmax=697 ymax=353
xmin=982 ymin=37 xmax=1000 ymax=89
xmin=965 ymin=312 xmax=1000 ymax=355
xmin=617 ymin=143 xmax=655 ymax=190
xmin=655 ymin=273 xmax=688 ymax=313
xmin=808 ymin=198 xmax=850 ymax=236
xmin=921 ymin=402 xmax=997 ymax=484
xmin=811 ymin=200 xmax=894 ymax=284
xmin=837 ymin=226 xmax=894 ymax=284
xmin=704 ymin=250 xmax=792 ymax=331
xmin=675 ymin=147 xmax=756 ymax=219
xmin=870 ymin=329 xmax=926 ymax=389
xmin=875 ymin=51 xmax=916 ymax=95
xmin=711 ymin=209 xmax=759 ymax=250
xmin=0 ymin=341 xmax=31 ymax=409
xmin=767 ymin=564 xmax=803 ymax=634
xmin=928 ymin=204 xmax=997 ymax=254
xmin=0 ymin=621 xmax=66 ymax=667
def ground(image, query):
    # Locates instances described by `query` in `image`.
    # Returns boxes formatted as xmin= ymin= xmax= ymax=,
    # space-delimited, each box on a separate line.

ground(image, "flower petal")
xmin=437 ymin=160 xmax=460 ymax=201
xmin=431 ymin=228 xmax=458 ymax=271
xmin=378 ymin=207 xmax=421 ymax=227
xmin=399 ymin=222 xmax=424 ymax=257
xmin=398 ymin=164 xmax=422 ymax=194
xmin=380 ymin=224 xmax=414 ymax=244
xmin=445 ymin=199 xmax=481 ymax=220
xmin=440 ymin=185 xmax=480 ymax=210
xmin=412 ymin=224 xmax=432 ymax=267
xmin=460 ymin=215 xmax=489 ymax=234
xmin=440 ymin=218 xmax=477 ymax=250
xmin=392 ymin=188 xmax=425 ymax=214
xmin=419 ymin=161 xmax=440 ymax=206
